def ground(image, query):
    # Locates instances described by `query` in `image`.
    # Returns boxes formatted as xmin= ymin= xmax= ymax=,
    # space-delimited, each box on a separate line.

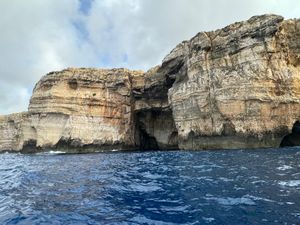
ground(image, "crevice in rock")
xmin=204 ymin=32 xmax=216 ymax=134
xmin=188 ymin=131 xmax=195 ymax=149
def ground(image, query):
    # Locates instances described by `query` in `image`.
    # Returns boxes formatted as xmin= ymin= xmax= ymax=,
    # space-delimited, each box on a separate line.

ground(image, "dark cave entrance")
xmin=134 ymin=109 xmax=178 ymax=150
xmin=138 ymin=123 xmax=160 ymax=150
xmin=280 ymin=121 xmax=300 ymax=147
xmin=135 ymin=111 xmax=160 ymax=150
xmin=21 ymin=139 xmax=39 ymax=153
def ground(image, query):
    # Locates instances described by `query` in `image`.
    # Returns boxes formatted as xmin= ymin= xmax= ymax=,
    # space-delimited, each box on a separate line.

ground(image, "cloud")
xmin=0 ymin=0 xmax=298 ymax=114
xmin=0 ymin=0 xmax=98 ymax=114
xmin=83 ymin=0 xmax=300 ymax=70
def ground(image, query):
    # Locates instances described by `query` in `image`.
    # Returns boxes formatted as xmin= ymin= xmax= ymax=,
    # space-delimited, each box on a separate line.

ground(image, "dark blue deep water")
xmin=0 ymin=148 xmax=300 ymax=225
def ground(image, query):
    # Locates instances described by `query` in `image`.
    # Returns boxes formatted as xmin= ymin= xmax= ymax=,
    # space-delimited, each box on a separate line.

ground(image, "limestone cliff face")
xmin=0 ymin=68 xmax=145 ymax=152
xmin=0 ymin=113 xmax=27 ymax=151
xmin=28 ymin=68 xmax=144 ymax=151
xmin=0 ymin=14 xmax=300 ymax=152
xmin=164 ymin=15 xmax=300 ymax=149
xmin=133 ymin=66 xmax=178 ymax=150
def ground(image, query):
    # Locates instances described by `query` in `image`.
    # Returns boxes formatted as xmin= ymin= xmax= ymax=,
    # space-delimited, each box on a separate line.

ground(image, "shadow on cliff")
xmin=280 ymin=121 xmax=300 ymax=147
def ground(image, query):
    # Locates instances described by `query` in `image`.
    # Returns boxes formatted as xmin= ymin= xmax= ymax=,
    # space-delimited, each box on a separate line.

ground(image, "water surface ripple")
xmin=0 ymin=148 xmax=300 ymax=224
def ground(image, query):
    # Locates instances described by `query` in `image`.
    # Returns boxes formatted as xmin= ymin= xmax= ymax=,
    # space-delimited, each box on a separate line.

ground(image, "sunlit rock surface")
xmin=0 ymin=14 xmax=300 ymax=152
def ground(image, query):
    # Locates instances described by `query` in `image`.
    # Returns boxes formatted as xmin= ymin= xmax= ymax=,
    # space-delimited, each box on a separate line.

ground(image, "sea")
xmin=0 ymin=148 xmax=299 ymax=225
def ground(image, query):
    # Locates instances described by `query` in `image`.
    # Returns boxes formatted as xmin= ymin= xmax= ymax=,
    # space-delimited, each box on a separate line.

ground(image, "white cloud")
xmin=0 ymin=0 xmax=298 ymax=114
xmin=0 ymin=0 xmax=98 ymax=114
xmin=83 ymin=0 xmax=300 ymax=70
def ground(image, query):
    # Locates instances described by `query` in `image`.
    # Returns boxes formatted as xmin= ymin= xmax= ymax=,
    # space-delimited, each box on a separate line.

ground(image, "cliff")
xmin=1 ymin=68 xmax=146 ymax=152
xmin=166 ymin=14 xmax=300 ymax=149
xmin=0 ymin=14 xmax=300 ymax=152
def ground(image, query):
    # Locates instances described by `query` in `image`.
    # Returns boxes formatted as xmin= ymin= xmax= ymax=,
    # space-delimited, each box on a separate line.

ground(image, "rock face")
xmin=1 ymin=68 xmax=145 ymax=152
xmin=0 ymin=113 xmax=27 ymax=152
xmin=0 ymin=14 xmax=300 ymax=152
xmin=27 ymin=68 xmax=144 ymax=152
xmin=164 ymin=14 xmax=300 ymax=149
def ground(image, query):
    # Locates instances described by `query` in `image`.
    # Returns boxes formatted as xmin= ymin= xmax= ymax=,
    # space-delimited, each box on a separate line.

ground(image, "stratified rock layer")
xmin=0 ymin=14 xmax=300 ymax=152
xmin=164 ymin=15 xmax=300 ymax=149
xmin=0 ymin=68 xmax=145 ymax=152
xmin=28 ymin=68 xmax=143 ymax=150
xmin=0 ymin=113 xmax=27 ymax=151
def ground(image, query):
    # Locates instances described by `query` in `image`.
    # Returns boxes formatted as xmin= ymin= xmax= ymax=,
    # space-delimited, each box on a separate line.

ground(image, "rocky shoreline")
xmin=1 ymin=14 xmax=300 ymax=153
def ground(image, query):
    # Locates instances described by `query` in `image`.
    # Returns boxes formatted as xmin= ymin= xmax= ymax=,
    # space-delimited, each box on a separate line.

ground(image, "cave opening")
xmin=139 ymin=124 xmax=160 ymax=150
xmin=134 ymin=109 xmax=178 ymax=150
xmin=135 ymin=111 xmax=160 ymax=150
xmin=22 ymin=139 xmax=39 ymax=153
xmin=280 ymin=121 xmax=300 ymax=147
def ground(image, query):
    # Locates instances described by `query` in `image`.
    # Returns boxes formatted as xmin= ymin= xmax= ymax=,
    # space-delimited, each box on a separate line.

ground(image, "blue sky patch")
xmin=79 ymin=0 xmax=94 ymax=15
xmin=72 ymin=20 xmax=89 ymax=41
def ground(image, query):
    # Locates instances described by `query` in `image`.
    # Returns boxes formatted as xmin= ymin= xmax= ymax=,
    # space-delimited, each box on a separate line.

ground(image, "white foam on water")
xmin=286 ymin=202 xmax=295 ymax=205
xmin=197 ymin=176 xmax=214 ymax=182
xmin=277 ymin=165 xmax=293 ymax=171
xmin=94 ymin=150 xmax=105 ymax=153
xmin=278 ymin=180 xmax=300 ymax=187
xmin=35 ymin=150 xmax=66 ymax=155
xmin=204 ymin=196 xmax=256 ymax=206
xmin=244 ymin=194 xmax=275 ymax=203
xmin=46 ymin=150 xmax=66 ymax=155
xmin=202 ymin=217 xmax=215 ymax=223
xmin=94 ymin=149 xmax=120 ymax=153
xmin=251 ymin=180 xmax=267 ymax=185
xmin=291 ymin=213 xmax=300 ymax=218
xmin=233 ymin=186 xmax=245 ymax=191
xmin=48 ymin=150 xmax=66 ymax=154
xmin=219 ymin=177 xmax=234 ymax=182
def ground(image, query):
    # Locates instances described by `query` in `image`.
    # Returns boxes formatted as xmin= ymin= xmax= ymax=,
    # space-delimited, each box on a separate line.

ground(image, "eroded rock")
xmin=165 ymin=14 xmax=300 ymax=149
xmin=1 ymin=68 xmax=145 ymax=152
xmin=0 ymin=14 xmax=300 ymax=152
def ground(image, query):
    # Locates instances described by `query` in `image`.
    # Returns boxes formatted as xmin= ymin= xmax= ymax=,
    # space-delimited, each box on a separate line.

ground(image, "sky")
xmin=0 ymin=0 xmax=299 ymax=115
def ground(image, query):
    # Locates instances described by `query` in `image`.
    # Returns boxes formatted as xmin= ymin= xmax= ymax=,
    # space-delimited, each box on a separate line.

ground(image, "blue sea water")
xmin=0 ymin=148 xmax=300 ymax=225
